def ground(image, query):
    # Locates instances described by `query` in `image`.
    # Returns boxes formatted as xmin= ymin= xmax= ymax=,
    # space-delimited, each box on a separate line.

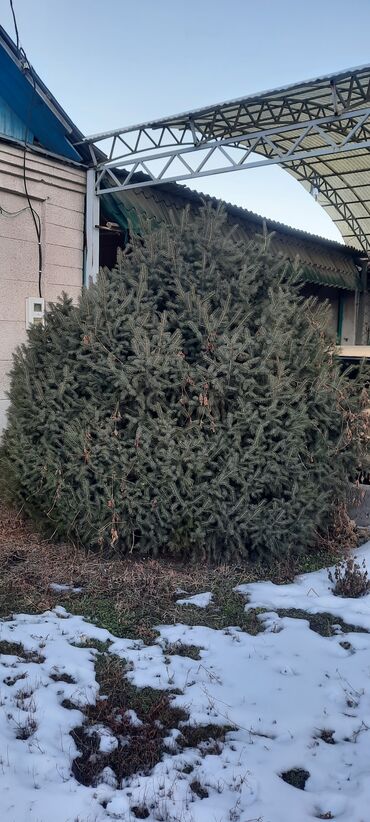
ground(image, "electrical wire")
xmin=22 ymin=69 xmax=43 ymax=299
xmin=0 ymin=204 xmax=31 ymax=217
xmin=8 ymin=0 xmax=43 ymax=298
xmin=9 ymin=0 xmax=19 ymax=51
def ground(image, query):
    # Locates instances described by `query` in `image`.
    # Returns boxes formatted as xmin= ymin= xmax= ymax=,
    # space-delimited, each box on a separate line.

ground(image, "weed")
xmin=0 ymin=640 xmax=25 ymax=656
xmin=280 ymin=768 xmax=310 ymax=790
xmin=328 ymin=556 xmax=370 ymax=598
xmin=131 ymin=806 xmax=150 ymax=819
xmin=317 ymin=504 xmax=359 ymax=558
xmin=15 ymin=685 xmax=33 ymax=707
xmin=0 ymin=640 xmax=44 ymax=663
xmin=3 ymin=672 xmax=27 ymax=686
xmin=49 ymin=671 xmax=76 ymax=684
xmin=71 ymin=652 xmax=189 ymax=787
xmin=71 ymin=638 xmax=112 ymax=653
xmin=179 ymin=723 xmax=233 ymax=751
xmin=190 ymin=779 xmax=209 ymax=799
xmin=162 ymin=642 xmax=202 ymax=661
xmin=317 ymin=729 xmax=335 ymax=744
xmin=71 ymin=652 xmax=236 ymax=788
xmin=13 ymin=713 xmax=37 ymax=740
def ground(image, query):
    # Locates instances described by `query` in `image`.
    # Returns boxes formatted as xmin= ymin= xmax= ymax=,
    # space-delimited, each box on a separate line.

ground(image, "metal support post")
xmin=84 ymin=168 xmax=100 ymax=286
xmin=355 ymin=259 xmax=369 ymax=344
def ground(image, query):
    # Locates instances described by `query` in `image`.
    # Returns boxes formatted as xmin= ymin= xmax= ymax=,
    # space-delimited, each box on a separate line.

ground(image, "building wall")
xmin=341 ymin=292 xmax=357 ymax=345
xmin=301 ymin=283 xmax=340 ymax=341
xmin=301 ymin=282 xmax=363 ymax=345
xmin=364 ymin=291 xmax=370 ymax=345
xmin=0 ymin=143 xmax=86 ymax=431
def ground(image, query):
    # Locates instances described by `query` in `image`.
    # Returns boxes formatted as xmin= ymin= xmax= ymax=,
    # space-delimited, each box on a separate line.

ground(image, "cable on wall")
xmin=0 ymin=204 xmax=31 ymax=217
xmin=8 ymin=0 xmax=43 ymax=298
xmin=9 ymin=0 xmax=19 ymax=50
xmin=22 ymin=69 xmax=43 ymax=299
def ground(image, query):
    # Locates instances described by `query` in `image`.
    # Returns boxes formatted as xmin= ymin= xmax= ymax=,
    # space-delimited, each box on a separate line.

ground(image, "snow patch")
xmin=2 ymin=547 xmax=370 ymax=820
xmin=238 ymin=540 xmax=370 ymax=631
xmin=49 ymin=582 xmax=82 ymax=593
xmin=176 ymin=591 xmax=213 ymax=608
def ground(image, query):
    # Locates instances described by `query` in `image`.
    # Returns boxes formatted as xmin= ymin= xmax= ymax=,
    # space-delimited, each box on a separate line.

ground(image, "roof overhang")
xmin=81 ymin=65 xmax=370 ymax=252
xmin=0 ymin=25 xmax=101 ymax=165
xmin=101 ymin=180 xmax=362 ymax=291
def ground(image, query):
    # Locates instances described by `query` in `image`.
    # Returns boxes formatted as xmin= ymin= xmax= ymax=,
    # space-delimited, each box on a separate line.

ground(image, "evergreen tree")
xmin=1 ymin=205 xmax=368 ymax=561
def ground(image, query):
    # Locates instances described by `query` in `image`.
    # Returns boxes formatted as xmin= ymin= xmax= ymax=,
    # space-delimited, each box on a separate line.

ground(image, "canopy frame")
xmin=80 ymin=65 xmax=370 ymax=284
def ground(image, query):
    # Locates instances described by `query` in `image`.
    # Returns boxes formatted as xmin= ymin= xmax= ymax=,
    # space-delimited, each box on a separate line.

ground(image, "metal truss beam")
xmin=79 ymin=65 xmax=370 ymax=251
xmin=288 ymin=161 xmax=370 ymax=252
xmin=85 ymin=108 xmax=370 ymax=195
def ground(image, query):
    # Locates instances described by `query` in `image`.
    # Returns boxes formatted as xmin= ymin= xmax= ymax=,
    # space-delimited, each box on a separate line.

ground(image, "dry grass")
xmin=328 ymin=555 xmax=370 ymax=598
xmin=0 ymin=501 xmax=344 ymax=641
xmin=70 ymin=651 xmax=231 ymax=788
xmin=0 ymin=502 xmax=269 ymax=638
xmin=317 ymin=504 xmax=360 ymax=556
xmin=0 ymin=638 xmax=44 ymax=663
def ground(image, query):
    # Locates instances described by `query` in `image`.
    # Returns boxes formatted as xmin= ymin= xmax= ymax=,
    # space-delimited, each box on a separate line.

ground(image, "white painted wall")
xmin=0 ymin=143 xmax=86 ymax=432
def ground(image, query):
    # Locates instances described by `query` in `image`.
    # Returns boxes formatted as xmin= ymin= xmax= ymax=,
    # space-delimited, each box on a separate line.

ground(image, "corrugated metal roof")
xmin=102 ymin=182 xmax=361 ymax=291
xmin=0 ymin=93 xmax=32 ymax=143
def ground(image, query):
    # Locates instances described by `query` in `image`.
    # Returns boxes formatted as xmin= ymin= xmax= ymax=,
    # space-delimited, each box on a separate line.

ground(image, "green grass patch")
xmin=63 ymin=583 xmax=267 ymax=644
xmin=0 ymin=639 xmax=44 ymax=663
xmin=71 ymin=637 xmax=113 ymax=653
xmin=70 ymin=651 xmax=188 ymax=786
xmin=70 ymin=650 xmax=233 ymax=788
xmin=179 ymin=722 xmax=234 ymax=750
xmin=162 ymin=642 xmax=203 ymax=660
xmin=276 ymin=608 xmax=368 ymax=637
xmin=63 ymin=595 xmax=160 ymax=644
xmin=0 ymin=639 xmax=25 ymax=656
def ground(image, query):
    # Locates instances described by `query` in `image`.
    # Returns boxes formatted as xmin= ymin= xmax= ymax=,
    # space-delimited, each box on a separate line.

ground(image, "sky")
xmin=2 ymin=0 xmax=370 ymax=241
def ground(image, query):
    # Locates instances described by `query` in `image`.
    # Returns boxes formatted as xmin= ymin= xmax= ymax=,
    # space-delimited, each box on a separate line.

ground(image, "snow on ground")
xmin=176 ymin=592 xmax=213 ymax=608
xmin=1 ymin=544 xmax=370 ymax=822
xmin=49 ymin=583 xmax=82 ymax=594
xmin=239 ymin=541 xmax=370 ymax=631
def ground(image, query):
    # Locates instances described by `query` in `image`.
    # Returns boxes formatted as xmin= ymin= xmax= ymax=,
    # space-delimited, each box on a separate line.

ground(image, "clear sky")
xmin=2 ymin=0 xmax=370 ymax=241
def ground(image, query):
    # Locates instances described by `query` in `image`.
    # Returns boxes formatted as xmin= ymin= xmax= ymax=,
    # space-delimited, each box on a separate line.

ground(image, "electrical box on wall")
xmin=26 ymin=297 xmax=45 ymax=329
